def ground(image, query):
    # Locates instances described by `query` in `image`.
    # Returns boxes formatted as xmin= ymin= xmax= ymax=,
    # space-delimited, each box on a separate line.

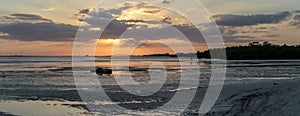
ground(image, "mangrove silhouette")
xmin=197 ymin=42 xmax=300 ymax=60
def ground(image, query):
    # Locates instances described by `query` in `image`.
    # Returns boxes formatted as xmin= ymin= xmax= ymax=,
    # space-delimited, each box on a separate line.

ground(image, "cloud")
xmin=76 ymin=7 xmax=123 ymax=22
xmin=213 ymin=12 xmax=291 ymax=26
xmin=161 ymin=0 xmax=173 ymax=4
xmin=79 ymin=6 xmax=168 ymax=25
xmin=41 ymin=7 xmax=54 ymax=11
xmin=211 ymin=11 xmax=300 ymax=44
xmin=78 ymin=6 xmax=256 ymax=44
xmin=75 ymin=8 xmax=90 ymax=21
xmin=0 ymin=14 xmax=78 ymax=42
xmin=289 ymin=14 xmax=300 ymax=26
xmin=262 ymin=34 xmax=280 ymax=38
xmin=78 ymin=6 xmax=198 ymax=40
xmin=0 ymin=14 xmax=53 ymax=24
xmin=53 ymin=6 xmax=300 ymax=45
xmin=0 ymin=22 xmax=78 ymax=41
xmin=78 ymin=8 xmax=90 ymax=14
xmin=99 ymin=20 xmax=134 ymax=39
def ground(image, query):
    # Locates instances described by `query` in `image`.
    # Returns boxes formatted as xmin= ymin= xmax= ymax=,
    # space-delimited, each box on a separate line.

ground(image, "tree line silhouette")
xmin=197 ymin=42 xmax=300 ymax=60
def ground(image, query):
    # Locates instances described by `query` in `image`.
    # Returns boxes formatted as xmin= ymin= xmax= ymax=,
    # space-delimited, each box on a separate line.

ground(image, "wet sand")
xmin=206 ymin=79 xmax=300 ymax=115
xmin=1 ymin=78 xmax=300 ymax=115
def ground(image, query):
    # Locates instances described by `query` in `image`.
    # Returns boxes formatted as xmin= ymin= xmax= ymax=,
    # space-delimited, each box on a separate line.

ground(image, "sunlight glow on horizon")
xmin=0 ymin=0 xmax=299 ymax=56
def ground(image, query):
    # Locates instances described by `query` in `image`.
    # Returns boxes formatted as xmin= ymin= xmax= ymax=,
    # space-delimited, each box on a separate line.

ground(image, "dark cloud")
xmin=162 ymin=0 xmax=173 ymax=4
xmin=80 ymin=6 xmax=164 ymax=24
xmin=161 ymin=16 xmax=173 ymax=24
xmin=141 ymin=8 xmax=161 ymax=14
xmin=84 ymin=7 xmax=290 ymax=43
xmin=140 ymin=42 xmax=169 ymax=48
xmin=293 ymin=15 xmax=300 ymax=20
xmin=219 ymin=27 xmax=238 ymax=36
xmin=289 ymin=15 xmax=300 ymax=26
xmin=222 ymin=35 xmax=255 ymax=42
xmin=76 ymin=8 xmax=124 ymax=22
xmin=0 ymin=13 xmax=79 ymax=42
xmin=77 ymin=5 xmax=153 ymax=22
xmin=262 ymin=34 xmax=280 ymax=38
xmin=252 ymin=30 xmax=269 ymax=33
xmin=78 ymin=8 xmax=123 ymax=23
xmin=1 ymin=14 xmax=53 ymax=23
xmin=99 ymin=21 xmax=249 ymax=44
xmin=83 ymin=16 xmax=205 ymax=43
xmin=81 ymin=7 xmax=175 ymax=40
xmin=81 ymin=7 xmax=251 ymax=44
xmin=0 ymin=22 xmax=78 ymax=41
xmin=78 ymin=9 xmax=90 ymax=14
xmin=75 ymin=9 xmax=90 ymax=21
xmin=100 ymin=20 xmax=134 ymax=39
xmin=213 ymin=12 xmax=291 ymax=26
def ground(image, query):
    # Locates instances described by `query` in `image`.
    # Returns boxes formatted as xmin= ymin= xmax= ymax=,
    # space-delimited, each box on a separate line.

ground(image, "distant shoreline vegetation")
xmin=0 ymin=54 xmax=180 ymax=57
xmin=197 ymin=42 xmax=300 ymax=60
xmin=141 ymin=53 xmax=178 ymax=57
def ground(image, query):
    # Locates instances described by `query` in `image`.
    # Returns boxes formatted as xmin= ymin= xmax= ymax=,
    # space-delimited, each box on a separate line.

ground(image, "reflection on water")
xmin=1 ymin=56 xmax=300 ymax=88
xmin=0 ymin=57 xmax=300 ymax=115
xmin=0 ymin=100 xmax=91 ymax=116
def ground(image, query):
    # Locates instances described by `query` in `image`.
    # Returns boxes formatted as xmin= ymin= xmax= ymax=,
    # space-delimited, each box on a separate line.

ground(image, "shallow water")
xmin=0 ymin=100 xmax=91 ymax=116
xmin=0 ymin=57 xmax=300 ymax=115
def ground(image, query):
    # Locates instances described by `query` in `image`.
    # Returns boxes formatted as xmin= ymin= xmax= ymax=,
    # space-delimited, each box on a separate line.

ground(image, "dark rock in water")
xmin=96 ymin=68 xmax=112 ymax=75
xmin=273 ymin=82 xmax=279 ymax=85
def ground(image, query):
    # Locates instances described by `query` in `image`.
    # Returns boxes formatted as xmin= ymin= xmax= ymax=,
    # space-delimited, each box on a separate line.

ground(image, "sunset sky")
xmin=0 ymin=0 xmax=299 ymax=56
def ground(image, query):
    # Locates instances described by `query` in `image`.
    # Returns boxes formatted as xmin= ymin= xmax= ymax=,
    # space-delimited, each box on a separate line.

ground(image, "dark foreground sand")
xmin=206 ymin=79 xmax=300 ymax=115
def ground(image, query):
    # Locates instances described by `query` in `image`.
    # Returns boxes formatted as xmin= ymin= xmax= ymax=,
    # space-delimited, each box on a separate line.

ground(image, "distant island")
xmin=141 ymin=53 xmax=178 ymax=57
xmin=197 ymin=42 xmax=300 ymax=60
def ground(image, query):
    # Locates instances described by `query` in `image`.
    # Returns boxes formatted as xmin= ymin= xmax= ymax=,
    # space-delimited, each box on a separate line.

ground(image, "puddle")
xmin=0 ymin=100 xmax=92 ymax=116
